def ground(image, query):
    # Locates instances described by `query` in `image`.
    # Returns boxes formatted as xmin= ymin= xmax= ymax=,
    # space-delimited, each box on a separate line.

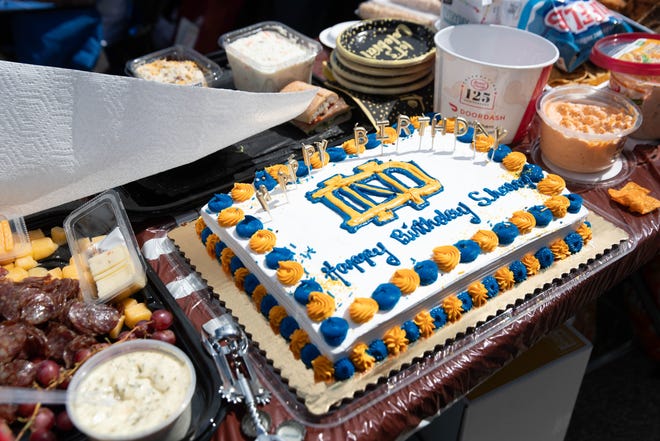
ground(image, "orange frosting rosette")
xmin=502 ymin=151 xmax=527 ymax=172
xmin=350 ymin=343 xmax=376 ymax=372
xmin=471 ymin=230 xmax=499 ymax=252
xmin=249 ymin=229 xmax=276 ymax=254
xmin=537 ymin=174 xmax=566 ymax=196
xmin=467 ymin=281 xmax=489 ymax=307
xmin=414 ymin=310 xmax=435 ymax=338
xmin=276 ymin=261 xmax=304 ymax=286
xmin=312 ymin=355 xmax=335 ymax=383
xmin=268 ymin=305 xmax=288 ymax=334
xmin=383 ymin=326 xmax=409 ymax=355
xmin=195 ymin=216 xmax=206 ymax=237
xmin=252 ymin=284 xmax=267 ymax=309
xmin=577 ymin=223 xmax=592 ymax=244
xmin=307 ymin=291 xmax=335 ymax=321
xmin=544 ymin=195 xmax=570 ymax=218
xmin=289 ymin=329 xmax=310 ymax=360
xmin=310 ymin=151 xmax=330 ymax=169
xmin=432 ymin=245 xmax=460 ymax=272
xmin=349 ymin=297 xmax=379 ymax=324
xmin=521 ymin=253 xmax=541 ymax=276
xmin=220 ymin=247 xmax=235 ymax=273
xmin=342 ymin=138 xmax=366 ymax=155
xmin=550 ymin=238 xmax=571 ymax=260
xmin=217 ymin=207 xmax=244 ymax=227
xmin=474 ymin=134 xmax=495 ymax=153
xmin=265 ymin=164 xmax=289 ymax=180
xmin=494 ymin=266 xmax=515 ymax=291
xmin=230 ymin=182 xmax=255 ymax=202
xmin=380 ymin=126 xmax=398 ymax=144
xmin=442 ymin=295 xmax=463 ymax=323
xmin=233 ymin=267 xmax=249 ymax=290
xmin=509 ymin=211 xmax=536 ymax=234
xmin=390 ymin=268 xmax=420 ymax=295
xmin=205 ymin=233 xmax=220 ymax=258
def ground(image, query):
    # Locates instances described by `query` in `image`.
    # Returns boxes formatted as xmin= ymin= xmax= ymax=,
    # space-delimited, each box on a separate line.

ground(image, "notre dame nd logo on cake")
xmin=306 ymin=159 xmax=442 ymax=233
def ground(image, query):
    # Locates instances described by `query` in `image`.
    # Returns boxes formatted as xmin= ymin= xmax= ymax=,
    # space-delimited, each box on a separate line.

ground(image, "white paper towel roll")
xmin=0 ymin=60 xmax=317 ymax=217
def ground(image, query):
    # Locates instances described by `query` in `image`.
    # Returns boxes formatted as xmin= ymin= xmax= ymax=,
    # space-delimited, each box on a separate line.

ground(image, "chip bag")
xmin=439 ymin=0 xmax=632 ymax=73
xmin=520 ymin=0 xmax=632 ymax=72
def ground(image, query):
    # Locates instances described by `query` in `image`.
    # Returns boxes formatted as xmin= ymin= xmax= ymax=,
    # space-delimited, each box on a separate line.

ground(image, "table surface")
xmin=135 ymin=118 xmax=659 ymax=441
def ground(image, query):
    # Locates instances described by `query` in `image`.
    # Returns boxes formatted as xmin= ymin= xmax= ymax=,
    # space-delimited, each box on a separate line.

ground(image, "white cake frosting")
xmin=199 ymin=122 xmax=589 ymax=379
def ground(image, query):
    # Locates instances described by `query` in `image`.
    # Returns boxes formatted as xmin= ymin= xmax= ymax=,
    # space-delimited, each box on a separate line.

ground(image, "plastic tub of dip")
xmin=219 ymin=21 xmax=322 ymax=92
xmin=590 ymin=33 xmax=660 ymax=140
xmin=67 ymin=339 xmax=196 ymax=441
xmin=536 ymin=85 xmax=641 ymax=174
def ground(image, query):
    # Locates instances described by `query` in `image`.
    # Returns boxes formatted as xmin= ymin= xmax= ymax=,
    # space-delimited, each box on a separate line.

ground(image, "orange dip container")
xmin=536 ymin=85 xmax=641 ymax=173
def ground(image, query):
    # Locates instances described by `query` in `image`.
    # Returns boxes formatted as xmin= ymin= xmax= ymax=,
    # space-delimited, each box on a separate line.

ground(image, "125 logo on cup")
xmin=460 ymin=76 xmax=496 ymax=110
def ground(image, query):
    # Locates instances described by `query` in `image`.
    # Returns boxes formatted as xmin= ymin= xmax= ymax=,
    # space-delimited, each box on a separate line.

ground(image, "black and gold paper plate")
xmin=329 ymin=50 xmax=431 ymax=86
xmin=335 ymin=19 xmax=436 ymax=68
xmin=333 ymin=50 xmax=434 ymax=77
xmin=331 ymin=67 xmax=434 ymax=96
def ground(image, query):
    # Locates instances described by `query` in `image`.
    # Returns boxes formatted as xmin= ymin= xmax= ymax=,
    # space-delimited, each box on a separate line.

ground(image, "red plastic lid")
xmin=590 ymin=32 xmax=660 ymax=76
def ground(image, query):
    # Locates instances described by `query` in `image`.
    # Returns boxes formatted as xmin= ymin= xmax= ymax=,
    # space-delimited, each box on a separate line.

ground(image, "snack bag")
xmin=518 ymin=0 xmax=632 ymax=72
xmin=439 ymin=0 xmax=632 ymax=72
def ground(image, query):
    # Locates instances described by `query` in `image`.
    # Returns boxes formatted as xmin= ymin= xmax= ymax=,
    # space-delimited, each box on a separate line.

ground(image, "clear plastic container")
xmin=219 ymin=21 xmax=322 ymax=92
xmin=67 ymin=339 xmax=196 ymax=441
xmin=63 ymin=190 xmax=146 ymax=304
xmin=536 ymin=85 xmax=641 ymax=173
xmin=590 ymin=33 xmax=660 ymax=140
xmin=125 ymin=45 xmax=224 ymax=87
xmin=0 ymin=215 xmax=31 ymax=264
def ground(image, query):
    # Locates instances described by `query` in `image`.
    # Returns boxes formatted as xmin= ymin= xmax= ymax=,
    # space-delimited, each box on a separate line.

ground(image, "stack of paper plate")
xmin=329 ymin=19 xmax=436 ymax=95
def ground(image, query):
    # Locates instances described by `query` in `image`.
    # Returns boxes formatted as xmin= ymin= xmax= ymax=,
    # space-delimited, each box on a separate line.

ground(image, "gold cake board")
xmin=169 ymin=212 xmax=628 ymax=415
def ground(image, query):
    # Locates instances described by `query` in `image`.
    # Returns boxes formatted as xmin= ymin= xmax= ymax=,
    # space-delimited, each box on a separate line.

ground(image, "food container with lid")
xmin=125 ymin=45 xmax=224 ymax=87
xmin=536 ymin=85 xmax=641 ymax=174
xmin=219 ymin=21 xmax=322 ymax=92
xmin=66 ymin=339 xmax=196 ymax=441
xmin=590 ymin=33 xmax=660 ymax=140
xmin=0 ymin=215 xmax=31 ymax=264
xmin=63 ymin=190 xmax=146 ymax=304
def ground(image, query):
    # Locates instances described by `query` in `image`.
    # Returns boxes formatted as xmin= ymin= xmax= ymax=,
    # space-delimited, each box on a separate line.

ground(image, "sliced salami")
xmin=66 ymin=301 xmax=120 ymax=335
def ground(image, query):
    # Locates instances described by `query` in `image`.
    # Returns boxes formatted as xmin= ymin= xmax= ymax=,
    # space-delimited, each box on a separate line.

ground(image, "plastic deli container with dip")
xmin=590 ymin=33 xmax=660 ymax=140
xmin=219 ymin=21 xmax=322 ymax=92
xmin=67 ymin=339 xmax=196 ymax=441
xmin=536 ymin=85 xmax=641 ymax=174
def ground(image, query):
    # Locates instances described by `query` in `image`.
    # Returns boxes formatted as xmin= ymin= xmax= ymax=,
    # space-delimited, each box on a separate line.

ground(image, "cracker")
xmin=608 ymin=181 xmax=660 ymax=215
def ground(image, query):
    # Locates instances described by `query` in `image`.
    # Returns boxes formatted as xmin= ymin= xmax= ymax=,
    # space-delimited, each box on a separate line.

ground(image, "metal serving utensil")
xmin=202 ymin=314 xmax=279 ymax=440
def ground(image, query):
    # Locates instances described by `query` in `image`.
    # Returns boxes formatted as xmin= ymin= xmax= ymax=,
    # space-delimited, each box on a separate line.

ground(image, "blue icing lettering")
xmin=468 ymin=175 xmax=533 ymax=207
xmin=389 ymin=202 xmax=481 ymax=245
xmin=321 ymin=242 xmax=399 ymax=287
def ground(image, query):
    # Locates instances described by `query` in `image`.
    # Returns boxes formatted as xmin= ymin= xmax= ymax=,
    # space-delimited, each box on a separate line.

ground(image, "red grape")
xmin=117 ymin=330 xmax=135 ymax=340
xmin=151 ymin=309 xmax=174 ymax=331
xmin=17 ymin=403 xmax=36 ymax=418
xmin=55 ymin=410 xmax=74 ymax=432
xmin=133 ymin=320 xmax=150 ymax=338
xmin=36 ymin=361 xmax=60 ymax=387
xmin=0 ymin=419 xmax=14 ymax=441
xmin=28 ymin=429 xmax=55 ymax=441
xmin=73 ymin=348 xmax=92 ymax=364
xmin=151 ymin=330 xmax=176 ymax=345
xmin=57 ymin=376 xmax=70 ymax=390
xmin=31 ymin=407 xmax=55 ymax=431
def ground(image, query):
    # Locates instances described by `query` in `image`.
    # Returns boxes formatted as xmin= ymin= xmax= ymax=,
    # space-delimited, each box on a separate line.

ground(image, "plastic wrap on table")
xmin=135 ymin=200 xmax=646 ymax=441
